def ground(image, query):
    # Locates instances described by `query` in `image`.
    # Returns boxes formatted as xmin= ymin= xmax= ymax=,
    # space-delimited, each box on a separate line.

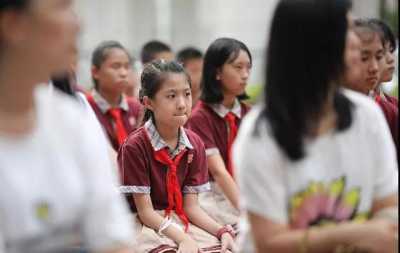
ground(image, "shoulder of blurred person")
xmin=234 ymin=87 xmax=397 ymax=204
xmin=31 ymin=84 xmax=135 ymax=251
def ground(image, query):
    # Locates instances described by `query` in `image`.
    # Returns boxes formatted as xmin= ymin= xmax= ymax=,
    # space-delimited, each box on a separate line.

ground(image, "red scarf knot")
xmin=154 ymin=148 xmax=189 ymax=232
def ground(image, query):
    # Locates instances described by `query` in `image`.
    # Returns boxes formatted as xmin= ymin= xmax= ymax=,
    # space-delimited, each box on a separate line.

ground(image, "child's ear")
xmin=91 ymin=66 xmax=100 ymax=81
xmin=142 ymin=96 xmax=154 ymax=111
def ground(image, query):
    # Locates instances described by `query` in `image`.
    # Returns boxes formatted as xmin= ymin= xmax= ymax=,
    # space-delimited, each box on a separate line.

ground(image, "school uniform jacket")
xmin=186 ymin=100 xmax=250 ymax=179
xmin=86 ymin=90 xmax=143 ymax=151
xmin=117 ymin=121 xmax=211 ymax=212
xmin=375 ymin=93 xmax=398 ymax=156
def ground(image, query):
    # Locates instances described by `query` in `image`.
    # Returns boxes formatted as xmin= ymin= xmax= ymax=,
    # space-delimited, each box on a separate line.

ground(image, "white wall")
xmin=74 ymin=0 xmax=380 ymax=89
xmin=352 ymin=0 xmax=379 ymax=18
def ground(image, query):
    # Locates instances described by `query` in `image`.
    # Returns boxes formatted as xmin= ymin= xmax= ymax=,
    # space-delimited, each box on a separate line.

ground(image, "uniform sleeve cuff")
xmin=183 ymin=182 xmax=211 ymax=194
xmin=118 ymin=185 xmax=151 ymax=194
xmin=205 ymin=148 xmax=220 ymax=156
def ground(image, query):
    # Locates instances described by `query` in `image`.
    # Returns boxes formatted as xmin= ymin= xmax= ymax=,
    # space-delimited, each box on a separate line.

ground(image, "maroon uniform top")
xmin=375 ymin=93 xmax=398 ymax=156
xmin=86 ymin=90 xmax=143 ymax=151
xmin=384 ymin=94 xmax=398 ymax=108
xmin=186 ymin=100 xmax=250 ymax=179
xmin=118 ymin=120 xmax=210 ymax=213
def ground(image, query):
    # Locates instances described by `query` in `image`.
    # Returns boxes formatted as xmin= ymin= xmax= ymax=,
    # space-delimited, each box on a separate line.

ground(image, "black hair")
xmin=353 ymin=18 xmax=385 ymax=46
xmin=0 ymin=0 xmax=28 ymax=10
xmin=368 ymin=18 xmax=397 ymax=53
xmin=139 ymin=60 xmax=191 ymax=122
xmin=51 ymin=72 xmax=77 ymax=98
xmin=261 ymin=0 xmax=353 ymax=161
xmin=176 ymin=47 xmax=203 ymax=66
xmin=91 ymin=40 xmax=132 ymax=89
xmin=140 ymin=40 xmax=172 ymax=65
xmin=200 ymin=37 xmax=252 ymax=104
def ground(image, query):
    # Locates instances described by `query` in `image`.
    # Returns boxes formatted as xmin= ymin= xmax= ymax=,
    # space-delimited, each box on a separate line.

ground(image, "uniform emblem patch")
xmin=35 ymin=201 xmax=51 ymax=222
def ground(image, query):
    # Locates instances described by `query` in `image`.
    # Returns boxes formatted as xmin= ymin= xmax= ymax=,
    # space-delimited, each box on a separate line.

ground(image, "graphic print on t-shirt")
xmin=289 ymin=176 xmax=369 ymax=229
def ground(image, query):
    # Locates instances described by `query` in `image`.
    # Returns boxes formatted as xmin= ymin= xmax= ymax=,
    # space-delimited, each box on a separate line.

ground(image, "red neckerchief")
xmin=154 ymin=147 xmax=189 ymax=232
xmin=108 ymin=108 xmax=128 ymax=146
xmin=198 ymin=101 xmax=239 ymax=177
xmin=224 ymin=112 xmax=238 ymax=178
xmin=87 ymin=94 xmax=128 ymax=146
xmin=375 ymin=94 xmax=382 ymax=103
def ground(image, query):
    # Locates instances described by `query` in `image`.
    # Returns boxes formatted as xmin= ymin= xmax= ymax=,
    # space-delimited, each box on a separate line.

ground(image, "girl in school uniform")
xmin=118 ymin=60 xmax=236 ymax=253
xmin=186 ymin=38 xmax=252 ymax=228
xmin=86 ymin=41 xmax=143 ymax=151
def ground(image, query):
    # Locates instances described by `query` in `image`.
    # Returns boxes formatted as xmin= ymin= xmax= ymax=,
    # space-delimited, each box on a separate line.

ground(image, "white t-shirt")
xmin=234 ymin=89 xmax=398 ymax=249
xmin=0 ymin=85 xmax=134 ymax=253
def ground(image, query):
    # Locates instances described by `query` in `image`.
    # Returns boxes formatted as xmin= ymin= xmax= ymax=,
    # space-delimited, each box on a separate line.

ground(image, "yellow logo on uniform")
xmin=35 ymin=202 xmax=51 ymax=222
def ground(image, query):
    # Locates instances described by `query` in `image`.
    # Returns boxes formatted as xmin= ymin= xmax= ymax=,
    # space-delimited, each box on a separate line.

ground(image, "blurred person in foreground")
xmin=233 ymin=0 xmax=398 ymax=252
xmin=0 ymin=0 xmax=135 ymax=252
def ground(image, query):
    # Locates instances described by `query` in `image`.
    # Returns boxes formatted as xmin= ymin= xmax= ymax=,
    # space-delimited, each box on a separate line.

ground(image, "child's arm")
xmin=247 ymin=208 xmax=397 ymax=253
xmin=247 ymin=194 xmax=398 ymax=253
xmin=183 ymin=193 xmax=221 ymax=235
xmin=133 ymin=194 xmax=196 ymax=247
xmin=371 ymin=193 xmax=398 ymax=217
xmin=183 ymin=193 xmax=236 ymax=252
xmin=207 ymin=154 xmax=239 ymax=209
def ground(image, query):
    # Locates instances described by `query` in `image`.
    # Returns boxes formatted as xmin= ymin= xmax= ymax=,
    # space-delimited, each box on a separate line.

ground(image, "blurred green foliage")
xmin=391 ymin=83 xmax=398 ymax=98
xmin=244 ymin=84 xmax=263 ymax=105
xmin=380 ymin=1 xmax=398 ymax=37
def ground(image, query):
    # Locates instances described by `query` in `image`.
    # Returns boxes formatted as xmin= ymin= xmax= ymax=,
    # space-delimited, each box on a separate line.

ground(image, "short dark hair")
xmin=51 ymin=73 xmax=77 ymax=99
xmin=353 ymin=18 xmax=384 ymax=46
xmin=368 ymin=18 xmax=397 ymax=53
xmin=139 ymin=60 xmax=191 ymax=122
xmin=91 ymin=40 xmax=132 ymax=89
xmin=0 ymin=0 xmax=28 ymax=10
xmin=176 ymin=47 xmax=203 ymax=66
xmin=261 ymin=0 xmax=353 ymax=161
xmin=140 ymin=40 xmax=172 ymax=64
xmin=200 ymin=37 xmax=252 ymax=104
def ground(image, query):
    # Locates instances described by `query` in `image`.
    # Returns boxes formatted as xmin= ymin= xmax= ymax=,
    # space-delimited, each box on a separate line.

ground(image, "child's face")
xmin=355 ymin=34 xmax=384 ymax=93
xmin=11 ymin=0 xmax=80 ymax=80
xmin=343 ymin=30 xmax=363 ymax=91
xmin=147 ymin=73 xmax=192 ymax=128
xmin=379 ymin=42 xmax=396 ymax=83
xmin=92 ymin=48 xmax=131 ymax=95
xmin=218 ymin=50 xmax=251 ymax=97
xmin=184 ymin=58 xmax=203 ymax=94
